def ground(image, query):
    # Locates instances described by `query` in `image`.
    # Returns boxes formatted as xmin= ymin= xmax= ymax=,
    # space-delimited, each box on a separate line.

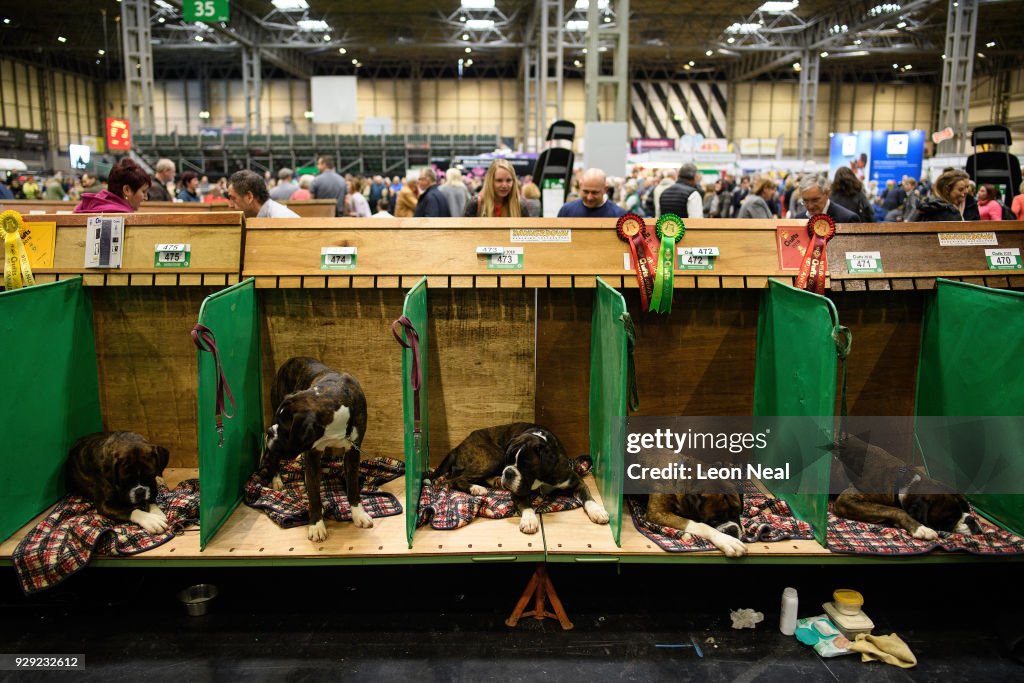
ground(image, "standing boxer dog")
xmin=424 ymin=422 xmax=609 ymax=534
xmin=65 ymin=432 xmax=170 ymax=534
xmin=832 ymin=435 xmax=980 ymax=540
xmin=645 ymin=454 xmax=747 ymax=557
xmin=261 ymin=357 xmax=370 ymax=542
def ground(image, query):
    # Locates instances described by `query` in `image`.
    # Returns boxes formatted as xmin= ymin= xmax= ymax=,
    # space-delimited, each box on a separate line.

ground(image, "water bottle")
xmin=780 ymin=587 xmax=798 ymax=635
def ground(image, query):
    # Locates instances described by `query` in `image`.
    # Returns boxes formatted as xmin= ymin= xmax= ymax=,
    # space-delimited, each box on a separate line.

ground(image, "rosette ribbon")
xmin=2 ymin=210 xmax=35 ymax=290
xmin=649 ymin=213 xmax=685 ymax=313
xmin=616 ymin=213 xmax=658 ymax=312
xmin=794 ymin=214 xmax=835 ymax=295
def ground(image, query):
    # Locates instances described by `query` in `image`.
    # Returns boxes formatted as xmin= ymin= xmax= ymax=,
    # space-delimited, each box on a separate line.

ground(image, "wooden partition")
xmin=2 ymin=199 xmax=217 ymax=214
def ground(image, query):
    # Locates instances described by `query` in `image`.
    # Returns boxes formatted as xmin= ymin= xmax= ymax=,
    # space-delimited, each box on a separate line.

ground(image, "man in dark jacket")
xmin=413 ymin=168 xmax=451 ymax=218
xmin=658 ymin=163 xmax=704 ymax=218
xmin=794 ymin=175 xmax=861 ymax=223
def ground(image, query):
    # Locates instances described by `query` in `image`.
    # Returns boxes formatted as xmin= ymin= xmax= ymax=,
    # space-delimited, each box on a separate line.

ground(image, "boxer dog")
xmin=645 ymin=454 xmax=747 ymax=557
xmin=832 ymin=435 xmax=980 ymax=540
xmin=424 ymin=422 xmax=609 ymax=534
xmin=261 ymin=357 xmax=370 ymax=542
xmin=65 ymin=432 xmax=170 ymax=534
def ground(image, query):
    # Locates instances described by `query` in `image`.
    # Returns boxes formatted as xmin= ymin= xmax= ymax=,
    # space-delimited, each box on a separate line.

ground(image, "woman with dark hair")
xmin=830 ymin=167 xmax=875 ymax=222
xmin=976 ymin=184 xmax=1004 ymax=221
xmin=177 ymin=171 xmax=201 ymax=202
xmin=73 ymin=158 xmax=150 ymax=213
xmin=910 ymin=169 xmax=970 ymax=221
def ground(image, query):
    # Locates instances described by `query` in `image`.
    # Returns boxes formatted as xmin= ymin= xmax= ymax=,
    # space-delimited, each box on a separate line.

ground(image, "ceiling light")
xmin=575 ymin=0 xmax=610 ymax=8
xmin=688 ymin=60 xmax=695 ymax=66
xmin=199 ymin=110 xmax=211 ymax=119
xmin=57 ymin=36 xmax=67 ymax=43
xmin=573 ymin=59 xmax=582 ymax=67
xmin=896 ymin=21 xmax=907 ymax=28
xmin=195 ymin=35 xmax=204 ymax=41
xmin=758 ymin=1 xmax=799 ymax=12
xmin=793 ymin=62 xmax=801 ymax=71
xmin=460 ymin=16 xmax=466 ymax=22
xmin=705 ymin=50 xmax=713 ymax=56
xmin=465 ymin=47 xmax=472 ymax=53
xmin=727 ymin=37 xmax=735 ymax=43
xmin=158 ymin=17 xmax=165 ymax=23
xmin=465 ymin=59 xmax=473 ymax=66
xmin=598 ymin=46 xmax=608 ymax=52
xmin=460 ymin=0 xmax=495 ymax=9
xmin=97 ymin=49 xmax=105 ymax=55
xmin=323 ymin=34 xmax=331 ymax=41
xmin=603 ymin=16 xmax=611 ymax=23
xmin=684 ymin=64 xmax=691 ymax=70
xmin=304 ymin=111 xmax=314 ymax=119
xmin=566 ymin=20 xmax=589 ymax=31
xmin=977 ymin=52 xmax=985 ymax=58
xmin=466 ymin=19 xmax=495 ymax=30
xmin=892 ymin=63 xmax=898 ymax=68
xmin=2 ymin=18 xmax=10 ymax=24
xmin=271 ymin=0 xmax=309 ymax=10
xmin=338 ymin=47 xmax=346 ymax=54
xmin=352 ymin=59 xmax=358 ymax=64
xmin=462 ymin=33 xmax=469 ymax=40
xmin=904 ymin=64 xmax=912 ymax=69
xmin=582 ymin=48 xmax=588 ymax=53
xmin=726 ymin=23 xmax=761 ymax=34
xmin=297 ymin=19 xmax=330 ymax=32
xmin=986 ymin=41 xmax=996 ymax=48
xmin=820 ymin=51 xmax=828 ymax=57
xmin=853 ymin=39 xmax=862 ymax=45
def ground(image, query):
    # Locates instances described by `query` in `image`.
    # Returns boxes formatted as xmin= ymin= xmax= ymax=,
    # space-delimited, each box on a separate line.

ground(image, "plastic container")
xmin=178 ymin=584 xmax=219 ymax=617
xmin=780 ymin=587 xmax=799 ymax=635
xmin=832 ymin=589 xmax=864 ymax=616
xmin=823 ymin=600 xmax=874 ymax=639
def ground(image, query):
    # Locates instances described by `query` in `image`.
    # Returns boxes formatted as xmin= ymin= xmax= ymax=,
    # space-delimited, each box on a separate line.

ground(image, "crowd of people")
xmin=3 ymin=153 xmax=1020 ymax=224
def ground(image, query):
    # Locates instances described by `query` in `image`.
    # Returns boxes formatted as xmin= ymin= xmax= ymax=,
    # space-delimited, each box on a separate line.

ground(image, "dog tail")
xmin=423 ymin=450 xmax=457 ymax=486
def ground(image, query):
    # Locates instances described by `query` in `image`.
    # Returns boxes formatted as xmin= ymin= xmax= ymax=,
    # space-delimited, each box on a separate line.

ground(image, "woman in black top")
xmin=830 ymin=167 xmax=875 ymax=222
xmin=910 ymin=169 xmax=969 ymax=222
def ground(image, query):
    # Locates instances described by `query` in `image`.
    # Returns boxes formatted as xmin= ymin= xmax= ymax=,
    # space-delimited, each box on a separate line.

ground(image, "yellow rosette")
xmin=2 ymin=210 xmax=35 ymax=290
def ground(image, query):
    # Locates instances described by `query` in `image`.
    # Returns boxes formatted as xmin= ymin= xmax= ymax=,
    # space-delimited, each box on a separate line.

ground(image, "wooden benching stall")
xmin=1 ymin=215 xmax=1023 ymax=570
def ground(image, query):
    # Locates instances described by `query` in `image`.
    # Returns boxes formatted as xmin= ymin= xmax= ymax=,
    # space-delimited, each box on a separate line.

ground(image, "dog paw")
xmin=352 ymin=505 xmax=374 ymax=529
xmin=130 ymin=509 xmax=169 ymax=535
xmin=584 ymin=500 xmax=609 ymax=525
xmin=519 ymin=509 xmax=540 ymax=534
xmin=913 ymin=524 xmax=938 ymax=541
xmin=271 ymin=475 xmax=285 ymax=491
xmin=469 ymin=484 xmax=488 ymax=496
xmin=156 ymin=476 xmax=166 ymax=488
xmin=307 ymin=519 xmax=329 ymax=542
xmin=713 ymin=532 xmax=748 ymax=558
xmin=148 ymin=504 xmax=168 ymax=523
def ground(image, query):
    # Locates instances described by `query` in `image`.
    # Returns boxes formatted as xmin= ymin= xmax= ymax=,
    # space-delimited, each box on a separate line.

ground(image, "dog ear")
xmin=153 ymin=445 xmax=170 ymax=474
xmin=290 ymin=412 xmax=318 ymax=448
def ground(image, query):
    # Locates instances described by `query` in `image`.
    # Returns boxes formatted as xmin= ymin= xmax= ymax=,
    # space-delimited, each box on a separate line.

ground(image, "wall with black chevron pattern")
xmin=630 ymin=81 xmax=728 ymax=140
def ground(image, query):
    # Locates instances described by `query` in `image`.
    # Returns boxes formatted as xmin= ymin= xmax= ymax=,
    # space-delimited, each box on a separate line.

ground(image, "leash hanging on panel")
xmin=391 ymin=315 xmax=421 ymax=422
xmin=191 ymin=323 xmax=237 ymax=448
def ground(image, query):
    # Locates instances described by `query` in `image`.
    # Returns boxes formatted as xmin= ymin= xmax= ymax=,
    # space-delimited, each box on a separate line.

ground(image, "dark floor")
xmin=1 ymin=561 xmax=1022 ymax=681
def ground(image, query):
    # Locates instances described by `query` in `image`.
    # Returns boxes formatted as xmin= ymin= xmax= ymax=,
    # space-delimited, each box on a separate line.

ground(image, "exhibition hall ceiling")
xmin=0 ymin=0 xmax=1021 ymax=78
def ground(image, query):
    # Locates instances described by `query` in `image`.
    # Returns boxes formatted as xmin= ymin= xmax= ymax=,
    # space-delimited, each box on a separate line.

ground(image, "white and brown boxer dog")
xmin=65 ymin=432 xmax=170 ymax=534
xmin=261 ymin=356 xmax=370 ymax=542
xmin=645 ymin=454 xmax=747 ymax=557
xmin=425 ymin=422 xmax=609 ymax=534
xmin=832 ymin=435 xmax=980 ymax=539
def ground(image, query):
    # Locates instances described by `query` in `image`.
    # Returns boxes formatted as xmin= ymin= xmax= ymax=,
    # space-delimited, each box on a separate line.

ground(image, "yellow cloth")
xmin=848 ymin=633 xmax=917 ymax=668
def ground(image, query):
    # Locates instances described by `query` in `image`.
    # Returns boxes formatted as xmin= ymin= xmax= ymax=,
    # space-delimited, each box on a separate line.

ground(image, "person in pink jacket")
xmin=1012 ymin=182 xmax=1024 ymax=221
xmin=975 ymin=184 xmax=1003 ymax=221
xmin=74 ymin=158 xmax=151 ymax=213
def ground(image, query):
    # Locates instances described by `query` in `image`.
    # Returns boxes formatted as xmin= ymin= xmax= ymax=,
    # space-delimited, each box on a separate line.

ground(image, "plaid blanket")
xmin=417 ymin=455 xmax=593 ymax=530
xmin=628 ymin=483 xmax=815 ymax=553
xmin=13 ymin=479 xmax=200 ymax=595
xmin=244 ymin=455 xmax=404 ymax=528
xmin=826 ymin=502 xmax=1024 ymax=555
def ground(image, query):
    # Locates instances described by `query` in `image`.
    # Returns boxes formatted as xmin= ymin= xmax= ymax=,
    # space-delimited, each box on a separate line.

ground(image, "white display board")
xmin=583 ymin=122 xmax=628 ymax=178
xmin=310 ymin=76 xmax=358 ymax=124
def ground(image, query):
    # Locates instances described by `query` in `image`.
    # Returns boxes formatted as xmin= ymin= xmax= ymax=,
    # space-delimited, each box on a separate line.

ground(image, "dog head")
xmin=112 ymin=439 xmax=169 ymax=510
xmin=675 ymin=482 xmax=743 ymax=538
xmin=265 ymin=390 xmax=326 ymax=460
xmin=500 ymin=429 xmax=560 ymax=496
xmin=904 ymin=481 xmax=980 ymax=534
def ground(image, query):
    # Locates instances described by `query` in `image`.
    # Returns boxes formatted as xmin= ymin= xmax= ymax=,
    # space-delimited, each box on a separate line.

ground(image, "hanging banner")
xmin=105 ymin=118 xmax=131 ymax=152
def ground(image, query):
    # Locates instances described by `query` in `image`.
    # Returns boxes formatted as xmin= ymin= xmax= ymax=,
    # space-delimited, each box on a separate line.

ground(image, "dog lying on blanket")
xmin=65 ymin=432 xmax=170 ymax=534
xmin=832 ymin=435 xmax=981 ymax=540
xmin=645 ymin=454 xmax=747 ymax=557
xmin=424 ymin=422 xmax=609 ymax=534
xmin=261 ymin=356 xmax=369 ymax=542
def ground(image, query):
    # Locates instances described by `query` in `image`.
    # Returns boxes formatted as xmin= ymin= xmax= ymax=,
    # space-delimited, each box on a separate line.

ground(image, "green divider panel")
xmin=401 ymin=277 xmax=429 ymax=549
xmin=589 ymin=277 xmax=627 ymax=545
xmin=196 ymin=278 xmax=263 ymax=549
xmin=752 ymin=279 xmax=838 ymax=544
xmin=0 ymin=278 xmax=102 ymax=542
xmin=915 ymin=279 xmax=1024 ymax=535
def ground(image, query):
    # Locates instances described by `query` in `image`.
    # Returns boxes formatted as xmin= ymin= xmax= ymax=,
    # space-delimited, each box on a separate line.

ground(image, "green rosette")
xmin=649 ymin=213 xmax=685 ymax=313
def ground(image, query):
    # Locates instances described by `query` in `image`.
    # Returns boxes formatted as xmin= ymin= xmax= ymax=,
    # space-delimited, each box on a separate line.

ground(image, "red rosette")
xmin=806 ymin=213 xmax=836 ymax=241
xmin=616 ymin=213 xmax=645 ymax=242
xmin=795 ymin=214 xmax=835 ymax=294
xmin=616 ymin=213 xmax=658 ymax=311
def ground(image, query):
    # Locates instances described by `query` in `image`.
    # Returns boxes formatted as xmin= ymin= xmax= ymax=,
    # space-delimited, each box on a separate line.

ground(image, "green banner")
xmin=195 ymin=278 xmax=263 ymax=549
xmin=752 ymin=279 xmax=838 ymax=545
xmin=0 ymin=278 xmax=101 ymax=542
xmin=915 ymin=279 xmax=1024 ymax=535
xmin=401 ymin=277 xmax=430 ymax=549
xmin=183 ymin=0 xmax=229 ymax=23
xmin=589 ymin=277 xmax=628 ymax=545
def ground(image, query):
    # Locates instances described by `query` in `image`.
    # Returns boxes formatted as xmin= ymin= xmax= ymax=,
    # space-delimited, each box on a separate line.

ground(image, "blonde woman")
xmin=464 ymin=159 xmax=528 ymax=217
xmin=911 ymin=169 xmax=970 ymax=221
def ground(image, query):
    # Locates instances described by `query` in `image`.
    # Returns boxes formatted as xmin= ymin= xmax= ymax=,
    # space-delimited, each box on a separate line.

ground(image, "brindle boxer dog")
xmin=261 ymin=356 xmax=369 ymax=542
xmin=832 ymin=435 xmax=980 ymax=540
xmin=645 ymin=454 xmax=746 ymax=557
xmin=65 ymin=432 xmax=170 ymax=534
xmin=425 ymin=422 xmax=609 ymax=534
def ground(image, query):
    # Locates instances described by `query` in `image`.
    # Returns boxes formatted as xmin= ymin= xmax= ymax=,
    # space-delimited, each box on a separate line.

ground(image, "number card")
xmin=677 ymin=247 xmax=718 ymax=271
xmin=154 ymin=243 xmax=191 ymax=268
xmin=84 ymin=216 xmax=124 ymax=268
xmin=845 ymin=251 xmax=884 ymax=274
xmin=320 ymin=246 xmax=358 ymax=270
xmin=985 ymin=248 xmax=1022 ymax=270
xmin=487 ymin=247 xmax=524 ymax=270
xmin=184 ymin=0 xmax=229 ymax=23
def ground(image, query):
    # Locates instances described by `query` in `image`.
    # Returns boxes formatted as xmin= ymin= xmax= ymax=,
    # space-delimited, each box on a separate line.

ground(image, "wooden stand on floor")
xmin=505 ymin=563 xmax=574 ymax=630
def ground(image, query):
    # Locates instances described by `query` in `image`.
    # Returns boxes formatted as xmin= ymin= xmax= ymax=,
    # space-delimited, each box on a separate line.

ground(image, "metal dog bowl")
xmin=178 ymin=584 xmax=219 ymax=617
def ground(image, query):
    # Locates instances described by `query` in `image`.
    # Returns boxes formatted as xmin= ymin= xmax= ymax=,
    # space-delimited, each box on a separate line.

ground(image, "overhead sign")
xmin=184 ymin=0 xmax=229 ymax=23
xmin=106 ymin=118 xmax=131 ymax=151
